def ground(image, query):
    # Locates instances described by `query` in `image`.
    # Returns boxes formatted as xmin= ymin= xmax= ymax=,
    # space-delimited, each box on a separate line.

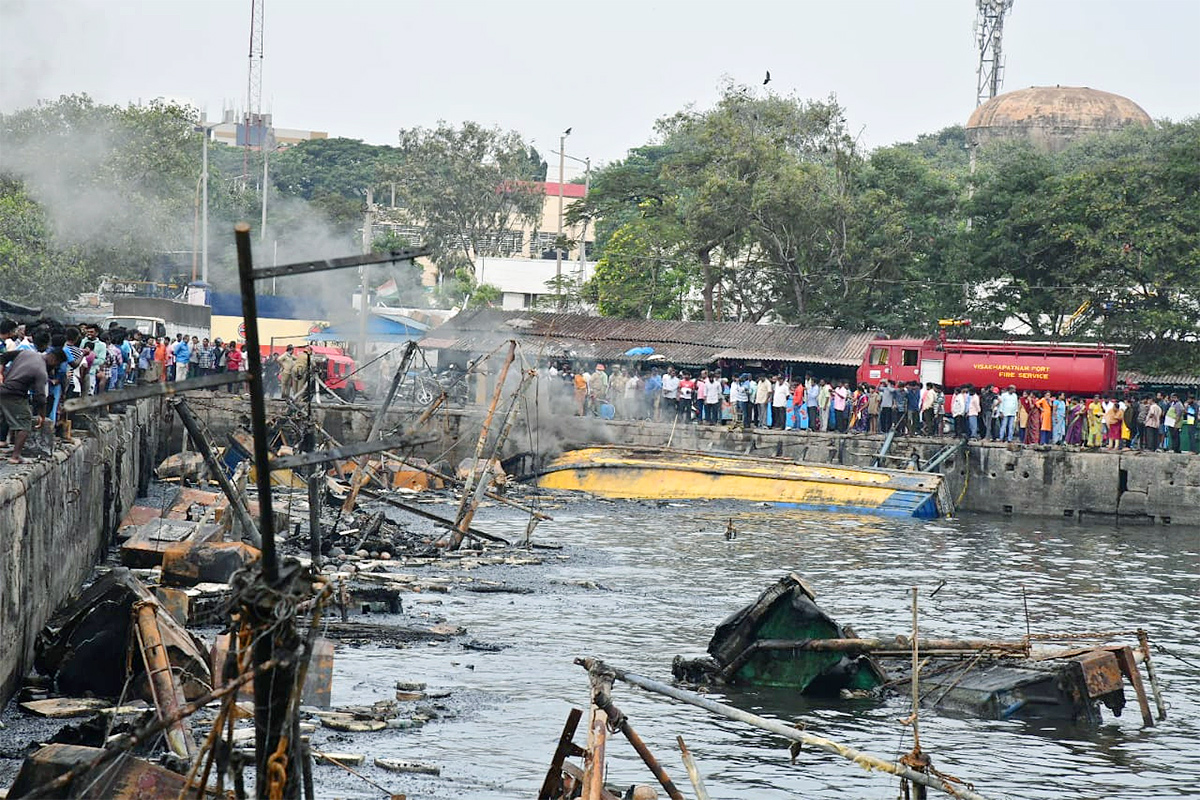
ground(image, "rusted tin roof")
xmin=1118 ymin=371 xmax=1200 ymax=389
xmin=421 ymin=310 xmax=882 ymax=367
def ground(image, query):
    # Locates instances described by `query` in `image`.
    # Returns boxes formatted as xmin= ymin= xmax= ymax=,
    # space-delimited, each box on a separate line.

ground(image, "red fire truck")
xmin=855 ymin=321 xmax=1119 ymax=396
xmin=261 ymin=344 xmax=365 ymax=400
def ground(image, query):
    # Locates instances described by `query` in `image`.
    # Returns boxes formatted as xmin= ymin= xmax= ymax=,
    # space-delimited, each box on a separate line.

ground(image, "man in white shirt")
xmin=661 ymin=368 xmax=681 ymax=419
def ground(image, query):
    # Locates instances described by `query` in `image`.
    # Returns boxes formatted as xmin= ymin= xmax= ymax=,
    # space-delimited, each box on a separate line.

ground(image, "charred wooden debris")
xmin=5 ymin=229 xmax=555 ymax=799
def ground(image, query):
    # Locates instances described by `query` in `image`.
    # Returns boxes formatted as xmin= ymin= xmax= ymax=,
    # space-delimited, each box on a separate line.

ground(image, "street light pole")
xmin=556 ymin=128 xmax=570 ymax=309
xmin=196 ymin=123 xmax=212 ymax=284
xmin=553 ymin=149 xmax=591 ymax=305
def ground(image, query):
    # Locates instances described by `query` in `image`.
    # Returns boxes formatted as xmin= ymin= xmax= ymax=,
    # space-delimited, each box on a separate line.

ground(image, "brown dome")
xmin=967 ymin=86 xmax=1152 ymax=152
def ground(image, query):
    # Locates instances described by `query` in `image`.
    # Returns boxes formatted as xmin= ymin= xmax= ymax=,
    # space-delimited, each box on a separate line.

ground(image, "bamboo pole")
xmin=579 ymin=658 xmax=993 ymax=800
xmin=1137 ymin=630 xmax=1168 ymax=721
xmin=341 ymin=341 xmax=417 ymax=513
xmin=910 ymin=586 xmax=921 ymax=751
xmin=451 ymin=369 xmax=534 ymax=543
xmin=131 ymin=601 xmax=195 ymax=759
xmin=448 ymin=341 xmax=516 ymax=550
xmin=582 ymin=706 xmax=608 ymax=800
xmin=676 ymin=736 xmax=711 ymax=800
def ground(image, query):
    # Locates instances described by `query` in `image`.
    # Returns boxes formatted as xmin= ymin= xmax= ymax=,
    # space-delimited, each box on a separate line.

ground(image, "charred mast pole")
xmin=235 ymin=223 xmax=302 ymax=799
xmin=233 ymin=232 xmax=433 ymax=798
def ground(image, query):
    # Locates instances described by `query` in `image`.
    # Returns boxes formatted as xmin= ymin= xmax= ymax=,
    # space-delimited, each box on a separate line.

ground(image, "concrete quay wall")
xmin=0 ymin=398 xmax=163 ymax=703
xmin=594 ymin=419 xmax=1199 ymax=525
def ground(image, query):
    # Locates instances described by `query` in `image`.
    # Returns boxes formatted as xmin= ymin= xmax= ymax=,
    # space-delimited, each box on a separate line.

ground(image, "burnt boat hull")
xmin=536 ymin=446 xmax=946 ymax=518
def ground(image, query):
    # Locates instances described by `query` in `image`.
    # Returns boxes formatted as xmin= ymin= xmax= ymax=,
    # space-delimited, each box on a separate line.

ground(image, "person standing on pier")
xmin=0 ymin=345 xmax=60 ymax=464
xmin=1052 ymin=393 xmax=1067 ymax=445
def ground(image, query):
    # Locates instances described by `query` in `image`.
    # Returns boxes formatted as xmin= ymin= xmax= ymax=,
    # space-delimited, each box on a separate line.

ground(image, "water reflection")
xmin=330 ymin=503 xmax=1200 ymax=799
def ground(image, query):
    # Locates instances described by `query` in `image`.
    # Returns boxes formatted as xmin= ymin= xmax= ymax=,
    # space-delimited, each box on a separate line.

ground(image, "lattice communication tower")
xmin=975 ymin=0 xmax=1014 ymax=107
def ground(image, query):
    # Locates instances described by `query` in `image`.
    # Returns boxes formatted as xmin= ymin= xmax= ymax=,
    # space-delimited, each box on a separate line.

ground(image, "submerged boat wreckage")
xmin=672 ymin=574 xmax=1166 ymax=727
xmin=539 ymin=575 xmax=1168 ymax=800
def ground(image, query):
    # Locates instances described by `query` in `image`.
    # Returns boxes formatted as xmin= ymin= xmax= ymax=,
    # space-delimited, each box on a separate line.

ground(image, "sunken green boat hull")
xmin=698 ymin=573 xmax=885 ymax=693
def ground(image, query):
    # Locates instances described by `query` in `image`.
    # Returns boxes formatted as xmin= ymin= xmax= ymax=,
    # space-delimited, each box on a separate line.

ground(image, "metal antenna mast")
xmin=975 ymin=0 xmax=1014 ymax=107
xmin=244 ymin=0 xmax=265 ymax=179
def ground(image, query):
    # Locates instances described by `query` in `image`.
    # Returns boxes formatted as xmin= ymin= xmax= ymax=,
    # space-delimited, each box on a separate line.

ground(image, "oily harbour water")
xmin=319 ymin=503 xmax=1200 ymax=800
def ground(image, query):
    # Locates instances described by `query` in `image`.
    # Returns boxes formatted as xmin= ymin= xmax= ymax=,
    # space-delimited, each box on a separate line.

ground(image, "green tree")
xmin=586 ymin=211 xmax=693 ymax=319
xmin=0 ymin=94 xmax=204 ymax=303
xmin=381 ymin=122 xmax=544 ymax=298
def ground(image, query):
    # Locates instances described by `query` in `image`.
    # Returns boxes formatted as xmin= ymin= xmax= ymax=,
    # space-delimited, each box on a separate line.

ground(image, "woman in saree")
xmin=1065 ymin=398 xmax=1086 ymax=445
xmin=851 ymin=386 xmax=870 ymax=432
xmin=1051 ymin=393 xmax=1067 ymax=444
xmin=1085 ymin=396 xmax=1105 ymax=448
xmin=1022 ymin=392 xmax=1041 ymax=444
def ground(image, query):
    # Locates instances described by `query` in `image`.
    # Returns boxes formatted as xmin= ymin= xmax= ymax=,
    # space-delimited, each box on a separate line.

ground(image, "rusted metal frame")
xmin=234 ymin=223 xmax=277 ymax=581
xmin=358 ymin=487 xmax=510 ymax=544
xmin=62 ymin=372 xmax=249 ymax=413
xmin=1111 ymin=645 xmax=1154 ymax=728
xmin=341 ymin=341 xmax=419 ymax=513
xmin=921 ymin=439 xmax=967 ymax=473
xmin=270 ymin=433 xmax=437 ymax=471
xmin=249 ymin=247 xmax=430 ymax=280
xmin=303 ymin=363 xmax=324 ymax=567
xmin=1137 ymin=630 xmax=1167 ymax=721
xmin=131 ymin=601 xmax=196 ymax=759
xmin=583 ymin=660 xmax=686 ymax=800
xmin=171 ymin=398 xmax=262 ymax=548
xmin=450 ymin=368 xmax=533 ymax=549
xmin=676 ymin=736 xmax=711 ymax=800
xmin=538 ymin=707 xmax=584 ymax=800
xmin=583 ymin=657 xmax=994 ymax=800
xmin=448 ymin=341 xmax=517 ymax=550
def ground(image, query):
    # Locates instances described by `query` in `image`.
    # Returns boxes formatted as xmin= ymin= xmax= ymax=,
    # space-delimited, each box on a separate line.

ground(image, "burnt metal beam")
xmin=358 ymin=487 xmax=510 ymax=544
xmin=269 ymin=433 xmax=437 ymax=471
xmin=250 ymin=247 xmax=430 ymax=280
xmin=62 ymin=373 xmax=249 ymax=413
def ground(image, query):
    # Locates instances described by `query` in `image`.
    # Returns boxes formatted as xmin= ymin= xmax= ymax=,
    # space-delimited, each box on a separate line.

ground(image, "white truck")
xmin=102 ymin=297 xmax=211 ymax=342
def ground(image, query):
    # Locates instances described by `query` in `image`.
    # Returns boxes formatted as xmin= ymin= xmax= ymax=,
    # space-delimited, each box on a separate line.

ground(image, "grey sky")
xmin=3 ymin=0 xmax=1197 ymax=177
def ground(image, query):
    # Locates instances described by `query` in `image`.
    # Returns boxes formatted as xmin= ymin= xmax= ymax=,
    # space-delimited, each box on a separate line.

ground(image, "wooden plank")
xmin=538 ymin=708 xmax=583 ymax=800
xmin=19 ymin=698 xmax=113 ymax=718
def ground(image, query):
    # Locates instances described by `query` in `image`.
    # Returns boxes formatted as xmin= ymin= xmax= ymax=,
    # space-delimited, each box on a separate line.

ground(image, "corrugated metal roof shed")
xmin=1118 ymin=371 xmax=1200 ymax=388
xmin=422 ymin=310 xmax=882 ymax=367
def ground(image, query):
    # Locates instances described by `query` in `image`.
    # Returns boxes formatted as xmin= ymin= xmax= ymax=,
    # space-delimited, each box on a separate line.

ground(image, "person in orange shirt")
xmin=572 ymin=370 xmax=588 ymax=416
xmin=1036 ymin=391 xmax=1053 ymax=445
xmin=153 ymin=337 xmax=168 ymax=382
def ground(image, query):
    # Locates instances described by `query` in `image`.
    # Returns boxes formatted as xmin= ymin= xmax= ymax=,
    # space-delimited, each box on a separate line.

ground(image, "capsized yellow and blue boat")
xmin=535 ymin=446 xmax=949 ymax=518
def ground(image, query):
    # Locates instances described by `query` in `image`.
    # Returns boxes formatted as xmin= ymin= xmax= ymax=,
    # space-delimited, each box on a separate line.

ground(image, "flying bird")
xmin=564 ymin=127 xmax=572 ymax=136
xmin=763 ymin=70 xmax=771 ymax=85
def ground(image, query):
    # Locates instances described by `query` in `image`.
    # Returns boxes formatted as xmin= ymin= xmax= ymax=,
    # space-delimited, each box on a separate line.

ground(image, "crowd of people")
xmin=545 ymin=363 xmax=1200 ymax=455
xmin=0 ymin=318 xmax=317 ymax=465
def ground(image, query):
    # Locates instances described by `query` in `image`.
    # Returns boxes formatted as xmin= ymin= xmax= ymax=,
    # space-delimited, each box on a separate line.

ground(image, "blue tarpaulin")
xmin=624 ymin=346 xmax=655 ymax=357
xmin=309 ymin=315 xmax=425 ymax=343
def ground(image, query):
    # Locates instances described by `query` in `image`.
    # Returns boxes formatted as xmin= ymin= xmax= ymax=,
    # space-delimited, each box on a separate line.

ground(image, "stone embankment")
xmin=0 ymin=398 xmax=163 ymax=702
